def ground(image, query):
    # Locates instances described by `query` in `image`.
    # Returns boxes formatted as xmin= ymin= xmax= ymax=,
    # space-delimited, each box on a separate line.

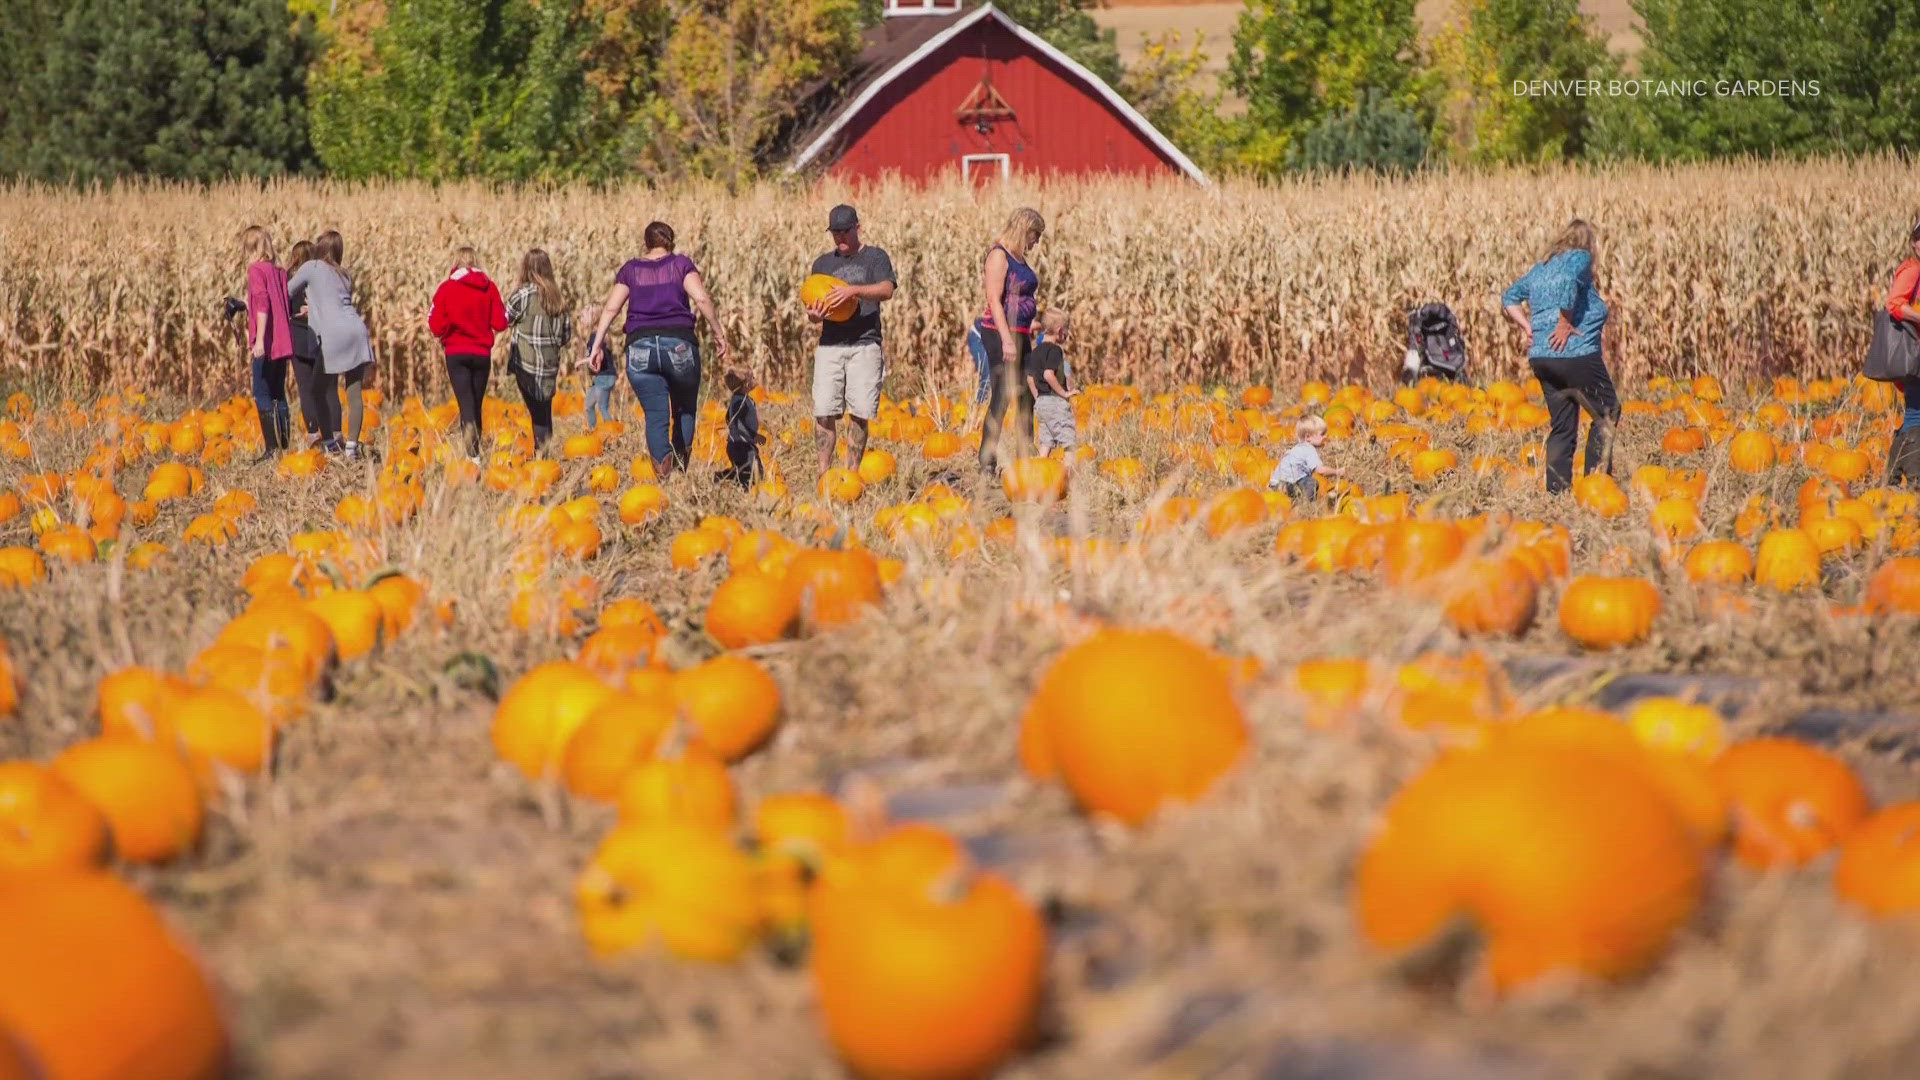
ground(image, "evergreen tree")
xmin=1227 ymin=0 xmax=1427 ymax=174
xmin=1289 ymin=88 xmax=1429 ymax=174
xmin=1588 ymin=0 xmax=1920 ymax=161
xmin=1426 ymin=0 xmax=1617 ymax=165
xmin=1 ymin=0 xmax=317 ymax=183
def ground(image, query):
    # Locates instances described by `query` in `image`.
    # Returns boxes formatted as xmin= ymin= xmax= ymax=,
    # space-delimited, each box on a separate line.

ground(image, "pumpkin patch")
xmin=3 ymin=357 xmax=1919 ymax=1076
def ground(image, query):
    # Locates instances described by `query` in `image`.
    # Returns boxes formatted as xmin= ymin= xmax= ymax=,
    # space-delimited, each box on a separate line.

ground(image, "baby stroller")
xmin=1402 ymin=302 xmax=1469 ymax=383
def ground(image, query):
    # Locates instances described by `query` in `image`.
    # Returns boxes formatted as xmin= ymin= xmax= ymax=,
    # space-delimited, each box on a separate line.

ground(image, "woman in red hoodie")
xmin=429 ymin=246 xmax=508 ymax=461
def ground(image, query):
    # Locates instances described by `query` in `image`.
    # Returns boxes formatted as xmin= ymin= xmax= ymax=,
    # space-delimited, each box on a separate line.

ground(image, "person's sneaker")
xmin=322 ymin=440 xmax=345 ymax=456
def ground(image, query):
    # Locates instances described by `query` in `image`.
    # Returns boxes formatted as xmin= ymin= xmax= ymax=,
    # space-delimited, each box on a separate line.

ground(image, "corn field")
xmin=0 ymin=158 xmax=1911 ymax=401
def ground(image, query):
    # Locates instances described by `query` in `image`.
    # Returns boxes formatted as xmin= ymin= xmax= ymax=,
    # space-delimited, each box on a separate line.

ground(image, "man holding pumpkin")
xmin=806 ymin=204 xmax=897 ymax=475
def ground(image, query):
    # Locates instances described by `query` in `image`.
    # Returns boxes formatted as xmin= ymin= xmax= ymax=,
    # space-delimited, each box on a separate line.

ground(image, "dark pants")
xmin=446 ymin=353 xmax=490 ymax=458
xmin=509 ymin=350 xmax=554 ymax=450
xmin=1530 ymin=352 xmax=1619 ymax=494
xmin=626 ymin=335 xmax=701 ymax=471
xmin=977 ymin=325 xmax=1033 ymax=472
xmin=290 ymin=354 xmax=332 ymax=442
xmin=1891 ymin=378 xmax=1920 ymax=485
xmin=715 ymin=444 xmax=761 ymax=489
xmin=1284 ymin=475 xmax=1320 ymax=503
xmin=251 ymin=356 xmax=291 ymax=451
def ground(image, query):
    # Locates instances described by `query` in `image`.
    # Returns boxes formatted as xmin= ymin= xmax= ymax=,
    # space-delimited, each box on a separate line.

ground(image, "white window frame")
xmin=884 ymin=0 xmax=962 ymax=15
xmin=961 ymin=153 xmax=1010 ymax=182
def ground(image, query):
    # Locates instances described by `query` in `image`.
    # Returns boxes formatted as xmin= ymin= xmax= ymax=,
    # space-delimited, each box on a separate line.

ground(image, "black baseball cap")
xmin=827 ymin=205 xmax=859 ymax=231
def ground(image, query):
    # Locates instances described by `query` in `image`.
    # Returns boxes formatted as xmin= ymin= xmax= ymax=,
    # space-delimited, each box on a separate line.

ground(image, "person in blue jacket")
xmin=1502 ymin=219 xmax=1616 ymax=494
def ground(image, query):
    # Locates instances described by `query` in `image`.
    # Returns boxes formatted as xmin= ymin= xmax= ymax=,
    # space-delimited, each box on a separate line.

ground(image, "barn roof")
xmin=786 ymin=3 xmax=1208 ymax=184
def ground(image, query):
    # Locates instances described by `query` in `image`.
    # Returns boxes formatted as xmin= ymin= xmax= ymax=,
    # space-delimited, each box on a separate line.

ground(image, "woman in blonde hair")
xmin=240 ymin=225 xmax=295 ymax=460
xmin=505 ymin=248 xmax=572 ymax=450
xmin=1502 ymin=218 xmax=1616 ymax=494
xmin=976 ymin=206 xmax=1044 ymax=474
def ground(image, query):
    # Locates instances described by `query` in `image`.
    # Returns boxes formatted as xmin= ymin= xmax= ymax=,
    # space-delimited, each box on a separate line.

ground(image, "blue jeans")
xmin=1903 ymin=377 xmax=1920 ymax=431
xmin=585 ymin=372 xmax=618 ymax=429
xmin=251 ymin=356 xmax=291 ymax=450
xmin=966 ymin=324 xmax=990 ymax=404
xmin=625 ymin=335 xmax=701 ymax=469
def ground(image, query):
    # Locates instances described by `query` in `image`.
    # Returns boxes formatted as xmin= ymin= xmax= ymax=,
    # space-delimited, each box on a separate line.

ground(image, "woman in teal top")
xmin=1502 ymin=219 xmax=1618 ymax=494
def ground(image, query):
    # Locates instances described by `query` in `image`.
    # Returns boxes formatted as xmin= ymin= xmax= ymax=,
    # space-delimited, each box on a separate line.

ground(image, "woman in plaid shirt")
xmin=506 ymin=248 xmax=573 ymax=450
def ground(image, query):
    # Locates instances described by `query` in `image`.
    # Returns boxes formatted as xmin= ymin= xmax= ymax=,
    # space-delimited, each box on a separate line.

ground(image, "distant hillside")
xmin=1091 ymin=0 xmax=1642 ymax=109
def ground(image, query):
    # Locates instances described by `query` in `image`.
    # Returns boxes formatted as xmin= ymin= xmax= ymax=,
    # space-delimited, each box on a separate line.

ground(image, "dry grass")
xmin=4 ymin=363 xmax=1920 ymax=1078
xmin=2 ymin=159 xmax=1913 ymax=404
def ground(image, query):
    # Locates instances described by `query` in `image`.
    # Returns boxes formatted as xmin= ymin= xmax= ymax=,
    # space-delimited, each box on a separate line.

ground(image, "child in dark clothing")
xmin=715 ymin=366 xmax=766 ymax=489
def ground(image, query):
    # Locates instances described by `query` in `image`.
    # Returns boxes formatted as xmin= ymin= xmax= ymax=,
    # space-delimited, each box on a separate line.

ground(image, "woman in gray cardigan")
xmin=289 ymin=230 xmax=376 ymax=459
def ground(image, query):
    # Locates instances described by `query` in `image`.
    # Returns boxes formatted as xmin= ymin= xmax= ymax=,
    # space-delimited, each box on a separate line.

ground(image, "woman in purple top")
xmin=585 ymin=221 xmax=732 ymax=476
xmin=976 ymin=207 xmax=1044 ymax=474
xmin=240 ymin=225 xmax=294 ymax=460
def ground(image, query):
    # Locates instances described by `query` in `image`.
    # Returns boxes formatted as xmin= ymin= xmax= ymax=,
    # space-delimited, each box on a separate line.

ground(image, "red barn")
xmin=788 ymin=2 xmax=1207 ymax=184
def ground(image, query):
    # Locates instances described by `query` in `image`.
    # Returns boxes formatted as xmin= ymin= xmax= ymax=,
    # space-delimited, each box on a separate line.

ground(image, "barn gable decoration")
xmin=788 ymin=2 xmax=1208 ymax=184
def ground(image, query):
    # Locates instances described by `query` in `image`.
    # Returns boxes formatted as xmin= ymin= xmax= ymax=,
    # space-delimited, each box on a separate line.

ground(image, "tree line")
xmin=1 ymin=0 xmax=1914 ymax=185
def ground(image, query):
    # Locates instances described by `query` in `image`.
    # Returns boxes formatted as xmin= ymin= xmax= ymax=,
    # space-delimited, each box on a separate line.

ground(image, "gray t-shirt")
xmin=810 ymin=244 xmax=895 ymax=347
xmin=1270 ymin=442 xmax=1323 ymax=487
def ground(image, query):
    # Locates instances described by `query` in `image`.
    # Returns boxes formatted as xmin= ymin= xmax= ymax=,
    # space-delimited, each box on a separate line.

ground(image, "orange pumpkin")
xmin=558 ymin=693 xmax=675 ymax=802
xmin=491 ymin=660 xmax=619 ymax=781
xmin=1865 ymin=557 xmax=1920 ymax=614
xmin=0 ymin=761 xmax=110 ymax=873
xmin=615 ymin=742 xmax=737 ymax=832
xmin=819 ymin=467 xmax=866 ymax=504
xmin=810 ymin=829 xmax=1046 ymax=1080
xmin=1201 ymin=487 xmax=1267 ymax=537
xmin=1001 ymin=457 xmax=1068 ymax=504
xmin=1355 ymin=741 xmax=1706 ymax=993
xmin=1571 ymin=473 xmax=1628 ymax=517
xmin=1711 ymin=738 xmax=1870 ymax=869
xmin=705 ymin=571 xmax=800 ymax=649
xmin=1557 ymin=575 xmax=1661 ymax=650
xmin=1834 ymin=802 xmax=1920 ymax=916
xmin=675 ymin=654 xmax=782 ymax=761
xmin=1682 ymin=541 xmax=1753 ymax=586
xmin=787 ymin=548 xmax=884 ymax=631
xmin=1287 ymin=657 xmax=1372 ymax=726
xmin=0 ymin=871 xmax=226 ymax=1080
xmin=1754 ymin=528 xmax=1823 ymax=591
xmin=1727 ymin=430 xmax=1777 ymax=473
xmin=801 ymin=273 xmax=858 ymax=321
xmin=1024 ymin=628 xmax=1247 ymax=826
xmin=1441 ymin=556 xmax=1539 ymax=637
xmin=49 ymin=736 xmax=204 ymax=864
xmin=575 ymin=823 xmax=762 ymax=959
xmin=1380 ymin=521 xmax=1466 ymax=589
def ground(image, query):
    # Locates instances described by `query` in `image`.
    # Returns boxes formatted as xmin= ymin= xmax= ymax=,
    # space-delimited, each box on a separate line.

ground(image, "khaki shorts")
xmin=813 ymin=342 xmax=885 ymax=420
xmin=1034 ymin=395 xmax=1076 ymax=451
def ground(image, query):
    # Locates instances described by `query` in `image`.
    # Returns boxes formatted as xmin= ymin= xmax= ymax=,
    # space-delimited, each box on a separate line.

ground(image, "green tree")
xmin=997 ymin=0 xmax=1123 ymax=87
xmin=1426 ymin=0 xmax=1617 ymax=165
xmin=1117 ymin=32 xmax=1245 ymax=176
xmin=641 ymin=0 xmax=870 ymax=185
xmin=1289 ymin=88 xmax=1429 ymax=174
xmin=309 ymin=0 xmax=609 ymax=180
xmin=0 ymin=0 xmax=318 ymax=183
xmin=1588 ymin=0 xmax=1920 ymax=161
xmin=1228 ymin=0 xmax=1426 ymax=173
